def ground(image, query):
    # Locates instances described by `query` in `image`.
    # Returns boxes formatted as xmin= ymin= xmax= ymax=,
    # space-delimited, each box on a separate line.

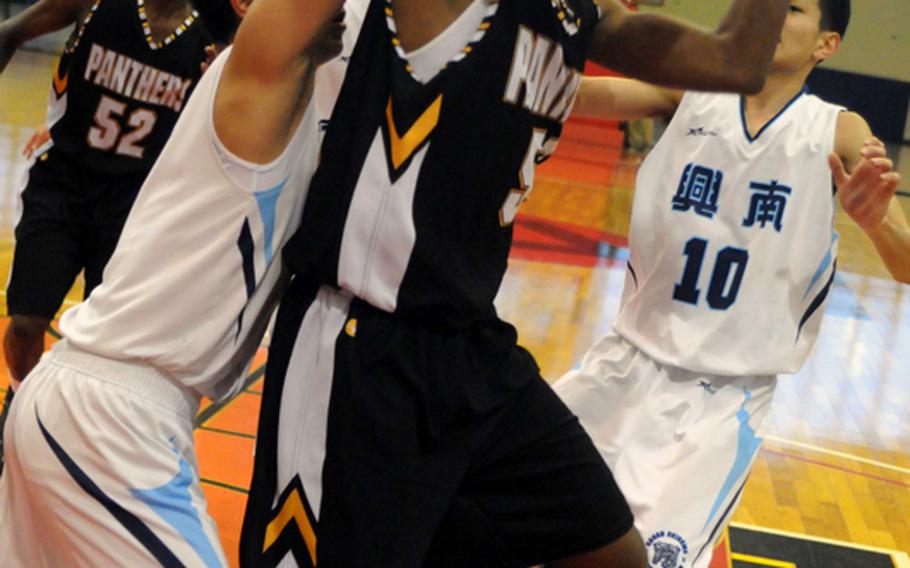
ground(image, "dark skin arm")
xmin=0 ymin=0 xmax=95 ymax=73
xmin=589 ymin=0 xmax=788 ymax=94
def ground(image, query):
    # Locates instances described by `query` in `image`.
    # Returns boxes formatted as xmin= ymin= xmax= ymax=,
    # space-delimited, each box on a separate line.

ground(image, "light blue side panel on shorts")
xmin=702 ymin=388 xmax=762 ymax=531
xmin=130 ymin=445 xmax=223 ymax=568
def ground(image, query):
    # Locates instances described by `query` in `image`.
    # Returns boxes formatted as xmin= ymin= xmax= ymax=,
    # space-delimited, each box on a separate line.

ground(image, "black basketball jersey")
xmin=47 ymin=0 xmax=211 ymax=176
xmin=285 ymin=0 xmax=600 ymax=326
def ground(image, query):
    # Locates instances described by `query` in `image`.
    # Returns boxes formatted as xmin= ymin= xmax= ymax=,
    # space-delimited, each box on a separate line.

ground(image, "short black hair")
xmin=192 ymin=0 xmax=241 ymax=44
xmin=818 ymin=0 xmax=851 ymax=38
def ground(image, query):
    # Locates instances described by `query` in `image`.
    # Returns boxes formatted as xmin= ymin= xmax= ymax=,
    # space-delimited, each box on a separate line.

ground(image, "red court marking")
xmin=708 ymin=533 xmax=732 ymax=568
xmin=762 ymin=448 xmax=910 ymax=489
xmin=511 ymin=213 xmax=628 ymax=267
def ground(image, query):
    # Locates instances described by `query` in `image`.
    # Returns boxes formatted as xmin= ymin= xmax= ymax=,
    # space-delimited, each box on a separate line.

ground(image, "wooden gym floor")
xmin=1 ymin=49 xmax=909 ymax=567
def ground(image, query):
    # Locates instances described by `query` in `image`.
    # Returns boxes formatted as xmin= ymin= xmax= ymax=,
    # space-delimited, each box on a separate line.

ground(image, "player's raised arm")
xmin=0 ymin=0 xmax=93 ymax=72
xmin=830 ymin=113 xmax=910 ymax=284
xmin=213 ymin=0 xmax=344 ymax=163
xmin=572 ymin=76 xmax=682 ymax=121
xmin=588 ymin=0 xmax=788 ymax=94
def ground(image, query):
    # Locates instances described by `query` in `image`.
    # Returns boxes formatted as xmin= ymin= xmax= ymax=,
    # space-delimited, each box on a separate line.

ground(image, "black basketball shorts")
xmin=7 ymin=147 xmax=143 ymax=319
xmin=240 ymin=281 xmax=634 ymax=567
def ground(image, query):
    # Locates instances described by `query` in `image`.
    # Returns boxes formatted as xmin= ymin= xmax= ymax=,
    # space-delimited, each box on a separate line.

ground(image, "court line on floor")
xmin=764 ymin=435 xmax=910 ymax=477
xmin=761 ymin=447 xmax=910 ymax=489
xmin=195 ymin=364 xmax=265 ymax=427
xmin=201 ymin=477 xmax=249 ymax=495
xmin=198 ymin=425 xmax=256 ymax=440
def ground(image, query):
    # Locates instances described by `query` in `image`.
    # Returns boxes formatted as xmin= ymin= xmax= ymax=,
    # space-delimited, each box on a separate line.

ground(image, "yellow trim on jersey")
xmin=53 ymin=60 xmax=69 ymax=96
xmin=385 ymin=95 xmax=443 ymax=170
xmin=262 ymin=487 xmax=317 ymax=565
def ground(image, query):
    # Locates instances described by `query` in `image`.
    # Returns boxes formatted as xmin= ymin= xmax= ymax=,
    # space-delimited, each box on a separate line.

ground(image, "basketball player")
xmin=555 ymin=1 xmax=909 ymax=566
xmin=0 ymin=0 xmax=346 ymax=564
xmin=0 ymin=0 xmax=217 ymax=386
xmin=239 ymin=0 xmax=791 ymax=566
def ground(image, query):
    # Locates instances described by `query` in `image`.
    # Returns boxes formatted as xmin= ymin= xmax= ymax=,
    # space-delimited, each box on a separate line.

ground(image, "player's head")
xmin=192 ymin=0 xmax=245 ymax=45
xmin=819 ymin=0 xmax=851 ymax=38
xmin=772 ymin=0 xmax=850 ymax=73
xmin=192 ymin=0 xmax=344 ymax=61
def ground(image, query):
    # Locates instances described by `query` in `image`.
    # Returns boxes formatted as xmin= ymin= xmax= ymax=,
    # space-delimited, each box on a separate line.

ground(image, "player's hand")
xmin=21 ymin=126 xmax=50 ymax=160
xmin=830 ymin=139 xmax=901 ymax=233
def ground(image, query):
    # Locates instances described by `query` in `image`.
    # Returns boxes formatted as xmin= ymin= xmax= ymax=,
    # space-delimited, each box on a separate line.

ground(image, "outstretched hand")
xmin=21 ymin=126 xmax=50 ymax=160
xmin=830 ymin=138 xmax=901 ymax=232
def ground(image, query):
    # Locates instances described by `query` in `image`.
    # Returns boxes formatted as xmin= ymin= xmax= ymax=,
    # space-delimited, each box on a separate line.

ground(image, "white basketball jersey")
xmin=614 ymin=91 xmax=844 ymax=376
xmin=60 ymin=44 xmax=335 ymax=402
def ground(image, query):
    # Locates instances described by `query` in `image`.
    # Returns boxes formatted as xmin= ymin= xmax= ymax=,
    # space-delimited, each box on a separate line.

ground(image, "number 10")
xmin=673 ymin=238 xmax=749 ymax=310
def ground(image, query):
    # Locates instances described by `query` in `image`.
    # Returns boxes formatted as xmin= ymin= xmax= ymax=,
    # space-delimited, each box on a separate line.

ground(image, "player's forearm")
xmin=865 ymin=218 xmax=910 ymax=284
xmin=0 ymin=0 xmax=82 ymax=74
xmin=711 ymin=0 xmax=789 ymax=92
xmin=588 ymin=0 xmax=787 ymax=93
xmin=0 ymin=18 xmax=24 ymax=73
xmin=572 ymin=77 xmax=679 ymax=121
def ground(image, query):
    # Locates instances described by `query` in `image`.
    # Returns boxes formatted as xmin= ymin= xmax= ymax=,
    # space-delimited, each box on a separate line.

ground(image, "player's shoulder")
xmin=800 ymin=92 xmax=846 ymax=113
xmin=833 ymin=110 xmax=872 ymax=155
xmin=676 ymin=90 xmax=738 ymax=114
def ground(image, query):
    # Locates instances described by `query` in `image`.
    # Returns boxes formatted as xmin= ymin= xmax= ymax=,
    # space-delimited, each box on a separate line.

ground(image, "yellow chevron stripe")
xmin=263 ymin=488 xmax=317 ymax=565
xmin=385 ymin=95 xmax=443 ymax=170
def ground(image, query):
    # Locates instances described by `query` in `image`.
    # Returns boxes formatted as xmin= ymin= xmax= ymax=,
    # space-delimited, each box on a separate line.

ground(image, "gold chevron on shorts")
xmin=263 ymin=484 xmax=317 ymax=565
xmin=385 ymin=94 xmax=443 ymax=170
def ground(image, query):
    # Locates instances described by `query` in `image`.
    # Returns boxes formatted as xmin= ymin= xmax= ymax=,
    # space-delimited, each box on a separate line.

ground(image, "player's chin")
xmin=314 ymin=39 xmax=344 ymax=65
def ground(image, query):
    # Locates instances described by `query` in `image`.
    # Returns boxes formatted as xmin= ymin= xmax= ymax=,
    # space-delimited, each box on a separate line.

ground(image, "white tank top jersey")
xmin=58 ymin=32 xmax=358 ymax=402
xmin=614 ymin=90 xmax=845 ymax=376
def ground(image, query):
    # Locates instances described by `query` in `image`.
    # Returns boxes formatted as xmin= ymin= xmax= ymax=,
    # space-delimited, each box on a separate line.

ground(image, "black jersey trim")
xmin=796 ymin=260 xmax=836 ymax=342
xmin=739 ymin=87 xmax=807 ymax=144
xmin=64 ymin=0 xmax=101 ymax=56
xmin=627 ymin=262 xmax=639 ymax=289
xmin=383 ymin=0 xmax=500 ymax=83
xmin=136 ymin=0 xmax=200 ymax=50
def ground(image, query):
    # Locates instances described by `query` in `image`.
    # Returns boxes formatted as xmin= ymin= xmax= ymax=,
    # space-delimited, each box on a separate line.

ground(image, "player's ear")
xmin=814 ymin=31 xmax=841 ymax=64
xmin=231 ymin=0 xmax=253 ymax=18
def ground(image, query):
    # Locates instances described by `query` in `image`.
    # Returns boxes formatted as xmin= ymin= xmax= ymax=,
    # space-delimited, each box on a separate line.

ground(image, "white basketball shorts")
xmin=553 ymin=333 xmax=777 ymax=568
xmin=0 ymin=340 xmax=227 ymax=567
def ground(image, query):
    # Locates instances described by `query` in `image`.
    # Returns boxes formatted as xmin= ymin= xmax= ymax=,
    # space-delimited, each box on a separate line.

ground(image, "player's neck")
xmin=391 ymin=0 xmax=475 ymax=52
xmin=142 ymin=0 xmax=194 ymax=41
xmin=743 ymin=71 xmax=810 ymax=126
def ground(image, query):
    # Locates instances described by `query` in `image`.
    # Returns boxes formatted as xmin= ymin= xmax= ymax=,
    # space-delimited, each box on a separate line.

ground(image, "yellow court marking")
xmin=730 ymin=553 xmax=796 ymax=568
xmin=730 ymin=523 xmax=910 ymax=568
xmin=763 ymin=435 xmax=910 ymax=477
